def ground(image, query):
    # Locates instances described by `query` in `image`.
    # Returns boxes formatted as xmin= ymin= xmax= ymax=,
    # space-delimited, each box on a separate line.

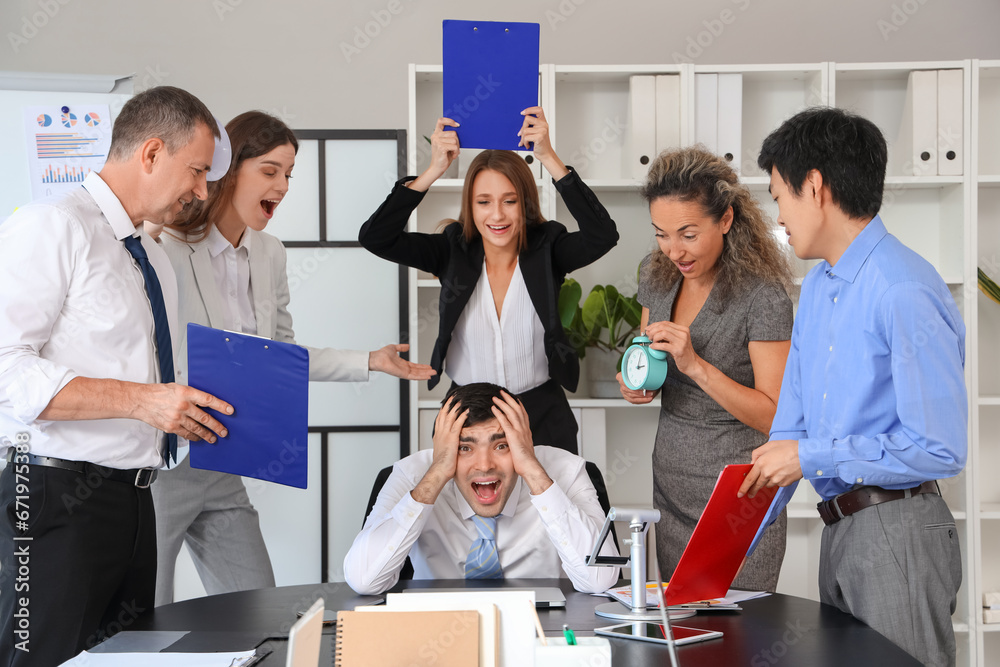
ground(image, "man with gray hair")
xmin=0 ymin=86 xmax=233 ymax=666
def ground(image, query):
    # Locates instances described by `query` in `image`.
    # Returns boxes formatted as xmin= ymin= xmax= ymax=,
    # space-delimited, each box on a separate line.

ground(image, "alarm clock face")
xmin=624 ymin=347 xmax=649 ymax=389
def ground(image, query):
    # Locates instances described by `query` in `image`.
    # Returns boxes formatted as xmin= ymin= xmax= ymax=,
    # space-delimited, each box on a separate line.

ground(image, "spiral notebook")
xmin=335 ymin=609 xmax=480 ymax=666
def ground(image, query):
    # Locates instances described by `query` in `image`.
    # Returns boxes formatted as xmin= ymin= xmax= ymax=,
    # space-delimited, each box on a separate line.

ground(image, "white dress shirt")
xmin=206 ymin=225 xmax=257 ymax=336
xmin=446 ymin=261 xmax=549 ymax=394
xmin=0 ymin=173 xmax=177 ymax=469
xmin=343 ymin=446 xmax=620 ymax=595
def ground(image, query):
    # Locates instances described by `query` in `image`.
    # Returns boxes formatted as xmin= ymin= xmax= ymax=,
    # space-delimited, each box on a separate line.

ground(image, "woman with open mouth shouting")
xmin=151 ymin=110 xmax=435 ymax=606
xmin=360 ymin=106 xmax=619 ymax=454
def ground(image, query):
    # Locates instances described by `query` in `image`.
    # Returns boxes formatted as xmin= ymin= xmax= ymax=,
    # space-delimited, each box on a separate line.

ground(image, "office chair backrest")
xmin=364 ymin=464 xmax=415 ymax=580
xmin=584 ymin=461 xmax=619 ymax=548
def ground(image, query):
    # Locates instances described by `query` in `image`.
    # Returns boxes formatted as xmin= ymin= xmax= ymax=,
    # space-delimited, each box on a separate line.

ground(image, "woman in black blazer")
xmin=359 ymin=108 xmax=618 ymax=452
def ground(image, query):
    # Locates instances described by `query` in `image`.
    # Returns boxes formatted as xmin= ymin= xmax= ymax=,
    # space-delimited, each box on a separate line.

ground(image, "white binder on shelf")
xmin=694 ymin=73 xmax=719 ymax=154
xmin=624 ymin=75 xmax=656 ymax=180
xmin=937 ymin=69 xmax=963 ymax=176
xmin=895 ymin=69 xmax=937 ymax=176
xmin=522 ymin=150 xmax=543 ymax=179
xmin=654 ymin=75 xmax=681 ymax=156
xmin=717 ymin=73 xmax=743 ymax=174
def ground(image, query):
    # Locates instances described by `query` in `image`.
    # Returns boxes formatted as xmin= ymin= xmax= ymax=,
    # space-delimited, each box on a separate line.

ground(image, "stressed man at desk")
xmin=344 ymin=382 xmax=619 ymax=595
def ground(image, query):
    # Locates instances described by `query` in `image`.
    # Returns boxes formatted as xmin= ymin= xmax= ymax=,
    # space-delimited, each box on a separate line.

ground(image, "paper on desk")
xmin=87 ymin=631 xmax=189 ymax=653
xmin=603 ymin=583 xmax=769 ymax=609
xmin=723 ymin=589 xmax=771 ymax=604
xmin=59 ymin=649 xmax=257 ymax=666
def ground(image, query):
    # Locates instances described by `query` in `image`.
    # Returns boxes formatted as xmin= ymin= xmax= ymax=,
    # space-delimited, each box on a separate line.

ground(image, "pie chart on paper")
xmin=37 ymin=114 xmax=52 ymax=127
xmin=84 ymin=113 xmax=101 ymax=127
xmin=61 ymin=112 xmax=77 ymax=128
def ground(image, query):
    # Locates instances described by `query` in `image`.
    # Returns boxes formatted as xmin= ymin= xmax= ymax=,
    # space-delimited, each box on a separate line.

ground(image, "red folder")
xmin=664 ymin=464 xmax=778 ymax=605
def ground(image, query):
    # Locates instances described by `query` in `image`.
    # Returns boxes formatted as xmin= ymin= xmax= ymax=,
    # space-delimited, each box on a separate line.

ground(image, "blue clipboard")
xmin=443 ymin=19 xmax=540 ymax=151
xmin=186 ymin=323 xmax=310 ymax=489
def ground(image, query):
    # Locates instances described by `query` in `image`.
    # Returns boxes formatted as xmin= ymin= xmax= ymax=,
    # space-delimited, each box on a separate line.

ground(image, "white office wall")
xmin=1 ymin=0 xmax=999 ymax=132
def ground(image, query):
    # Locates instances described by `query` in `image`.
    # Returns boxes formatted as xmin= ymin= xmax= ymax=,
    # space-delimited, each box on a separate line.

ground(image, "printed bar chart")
xmin=41 ymin=164 xmax=91 ymax=184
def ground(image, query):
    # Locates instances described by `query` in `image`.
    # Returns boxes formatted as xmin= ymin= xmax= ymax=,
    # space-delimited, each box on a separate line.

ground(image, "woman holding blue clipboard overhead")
xmin=359 ymin=108 xmax=619 ymax=453
xmin=150 ymin=111 xmax=435 ymax=606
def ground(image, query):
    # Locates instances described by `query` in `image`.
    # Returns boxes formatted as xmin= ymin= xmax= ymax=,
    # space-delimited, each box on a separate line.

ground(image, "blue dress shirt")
xmin=770 ymin=215 xmax=967 ymax=502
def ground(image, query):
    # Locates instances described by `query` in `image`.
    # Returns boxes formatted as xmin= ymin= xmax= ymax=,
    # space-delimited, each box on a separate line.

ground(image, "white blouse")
xmin=446 ymin=261 xmax=549 ymax=394
xmin=207 ymin=224 xmax=257 ymax=336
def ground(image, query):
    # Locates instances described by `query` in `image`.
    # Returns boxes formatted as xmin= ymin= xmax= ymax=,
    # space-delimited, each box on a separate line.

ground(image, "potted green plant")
xmin=559 ymin=278 xmax=642 ymax=398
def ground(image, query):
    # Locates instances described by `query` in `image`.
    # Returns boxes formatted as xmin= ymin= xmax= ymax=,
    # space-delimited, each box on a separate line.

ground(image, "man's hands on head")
xmin=492 ymin=390 xmax=552 ymax=495
xmin=412 ymin=396 xmax=467 ymax=505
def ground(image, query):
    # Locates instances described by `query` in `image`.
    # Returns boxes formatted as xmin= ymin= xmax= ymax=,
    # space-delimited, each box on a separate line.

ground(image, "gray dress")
xmin=639 ymin=256 xmax=793 ymax=591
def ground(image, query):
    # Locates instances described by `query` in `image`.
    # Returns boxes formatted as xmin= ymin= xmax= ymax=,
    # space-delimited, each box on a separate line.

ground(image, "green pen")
xmin=562 ymin=624 xmax=578 ymax=646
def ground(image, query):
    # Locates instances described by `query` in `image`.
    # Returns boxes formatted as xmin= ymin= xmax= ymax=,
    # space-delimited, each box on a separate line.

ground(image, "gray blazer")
xmin=161 ymin=228 xmax=369 ymax=386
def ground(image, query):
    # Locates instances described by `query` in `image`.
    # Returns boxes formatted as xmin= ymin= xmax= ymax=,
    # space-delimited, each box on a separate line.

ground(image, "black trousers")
xmin=0 ymin=462 xmax=156 ymax=667
xmin=449 ymin=379 xmax=579 ymax=453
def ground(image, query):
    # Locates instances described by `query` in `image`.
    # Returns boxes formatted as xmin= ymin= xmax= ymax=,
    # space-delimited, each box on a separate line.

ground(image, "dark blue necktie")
xmin=123 ymin=234 xmax=178 ymax=464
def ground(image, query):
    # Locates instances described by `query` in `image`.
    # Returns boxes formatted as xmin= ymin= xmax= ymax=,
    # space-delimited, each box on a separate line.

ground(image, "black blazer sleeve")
xmin=358 ymin=178 xmax=452 ymax=276
xmin=548 ymin=168 xmax=619 ymax=275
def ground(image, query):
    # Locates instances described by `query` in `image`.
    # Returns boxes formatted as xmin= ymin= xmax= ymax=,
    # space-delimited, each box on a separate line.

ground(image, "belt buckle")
xmin=134 ymin=468 xmax=156 ymax=488
xmin=831 ymin=495 xmax=847 ymax=521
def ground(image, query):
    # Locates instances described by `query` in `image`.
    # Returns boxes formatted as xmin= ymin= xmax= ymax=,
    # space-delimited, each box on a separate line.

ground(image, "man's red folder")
xmin=664 ymin=464 xmax=778 ymax=605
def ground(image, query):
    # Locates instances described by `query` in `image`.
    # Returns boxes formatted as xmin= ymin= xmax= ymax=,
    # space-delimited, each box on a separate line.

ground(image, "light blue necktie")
xmin=465 ymin=515 xmax=503 ymax=580
xmin=123 ymin=234 xmax=177 ymax=463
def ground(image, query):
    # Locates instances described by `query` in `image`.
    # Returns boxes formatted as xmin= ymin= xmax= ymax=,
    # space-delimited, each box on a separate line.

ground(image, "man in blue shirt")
xmin=740 ymin=107 xmax=966 ymax=667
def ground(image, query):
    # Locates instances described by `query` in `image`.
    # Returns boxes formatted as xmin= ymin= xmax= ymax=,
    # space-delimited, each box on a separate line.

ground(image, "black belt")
xmin=5 ymin=450 xmax=158 ymax=488
xmin=816 ymin=481 xmax=940 ymax=525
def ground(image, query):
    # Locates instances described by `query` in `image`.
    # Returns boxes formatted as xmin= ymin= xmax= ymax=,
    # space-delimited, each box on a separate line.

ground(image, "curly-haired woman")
xmin=617 ymin=147 xmax=794 ymax=591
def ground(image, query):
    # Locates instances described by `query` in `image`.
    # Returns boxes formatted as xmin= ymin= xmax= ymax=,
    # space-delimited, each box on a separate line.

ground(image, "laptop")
xmin=401 ymin=586 xmax=566 ymax=608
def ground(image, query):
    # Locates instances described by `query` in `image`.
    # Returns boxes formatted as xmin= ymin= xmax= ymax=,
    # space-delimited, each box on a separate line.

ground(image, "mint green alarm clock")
xmin=622 ymin=335 xmax=669 ymax=391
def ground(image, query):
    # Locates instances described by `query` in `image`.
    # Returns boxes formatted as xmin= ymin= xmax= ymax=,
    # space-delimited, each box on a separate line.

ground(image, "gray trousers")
xmin=818 ymin=492 xmax=962 ymax=667
xmin=151 ymin=456 xmax=275 ymax=606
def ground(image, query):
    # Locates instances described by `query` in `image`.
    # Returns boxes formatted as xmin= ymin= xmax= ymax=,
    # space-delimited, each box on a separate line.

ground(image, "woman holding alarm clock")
xmin=617 ymin=146 xmax=794 ymax=591
xmin=360 ymin=107 xmax=618 ymax=453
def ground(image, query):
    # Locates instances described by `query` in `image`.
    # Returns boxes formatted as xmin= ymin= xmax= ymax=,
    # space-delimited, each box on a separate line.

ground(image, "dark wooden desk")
xmin=132 ymin=579 xmax=920 ymax=665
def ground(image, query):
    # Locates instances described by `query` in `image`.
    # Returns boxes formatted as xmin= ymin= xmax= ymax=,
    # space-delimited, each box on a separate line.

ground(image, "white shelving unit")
xmin=407 ymin=60 xmax=993 ymax=665
xmin=973 ymin=58 xmax=1000 ymax=666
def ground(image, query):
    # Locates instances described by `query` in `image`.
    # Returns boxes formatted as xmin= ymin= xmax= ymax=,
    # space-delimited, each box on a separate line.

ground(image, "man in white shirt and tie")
xmin=0 ymin=86 xmax=233 ymax=667
xmin=344 ymin=382 xmax=619 ymax=595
